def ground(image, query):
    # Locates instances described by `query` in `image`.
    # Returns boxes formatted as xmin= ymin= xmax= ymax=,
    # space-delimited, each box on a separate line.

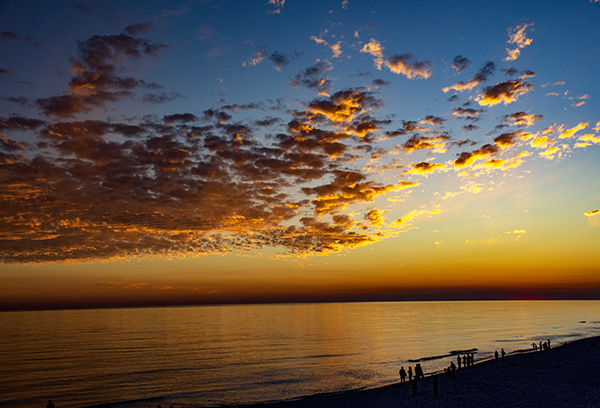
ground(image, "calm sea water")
xmin=1 ymin=301 xmax=599 ymax=408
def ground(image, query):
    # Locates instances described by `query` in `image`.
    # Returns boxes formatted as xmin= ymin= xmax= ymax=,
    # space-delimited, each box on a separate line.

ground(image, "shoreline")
xmin=232 ymin=335 xmax=600 ymax=408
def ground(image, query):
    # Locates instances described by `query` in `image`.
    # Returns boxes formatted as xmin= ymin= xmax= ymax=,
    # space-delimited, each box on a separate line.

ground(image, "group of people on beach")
xmin=532 ymin=339 xmax=551 ymax=351
xmin=398 ymin=363 xmax=425 ymax=395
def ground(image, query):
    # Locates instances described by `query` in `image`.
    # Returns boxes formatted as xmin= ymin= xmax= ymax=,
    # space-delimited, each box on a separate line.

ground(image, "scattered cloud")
xmin=502 ymin=112 xmax=544 ymax=127
xmin=585 ymin=210 xmax=600 ymax=217
xmin=451 ymin=55 xmax=471 ymax=74
xmin=443 ymin=61 xmax=495 ymax=93
xmin=385 ymin=54 xmax=433 ymax=79
xmin=505 ymin=23 xmax=533 ymax=61
xmin=0 ymin=17 xmax=598 ymax=265
xmin=476 ymin=79 xmax=534 ymax=107
xmin=360 ymin=38 xmax=384 ymax=70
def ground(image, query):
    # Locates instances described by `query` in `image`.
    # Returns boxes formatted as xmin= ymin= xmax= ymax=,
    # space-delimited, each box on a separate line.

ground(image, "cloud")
xmin=454 ymin=144 xmax=500 ymax=168
xmin=305 ymin=88 xmax=382 ymax=123
xmin=559 ymin=122 xmax=588 ymax=139
xmin=2 ymin=21 xmax=600 ymax=265
xmin=243 ymin=48 xmax=266 ymax=67
xmin=34 ymin=32 xmax=168 ymax=117
xmin=385 ymin=54 xmax=433 ymax=79
xmin=402 ymin=134 xmax=450 ymax=154
xmin=0 ymin=69 xmax=9 ymax=76
xmin=301 ymin=171 xmax=400 ymax=215
xmin=360 ymin=38 xmax=384 ymax=70
xmin=0 ymin=135 xmax=26 ymax=151
xmin=476 ymin=79 xmax=534 ymax=107
xmin=371 ymin=79 xmax=391 ymax=89
xmin=585 ymin=210 xmax=600 ymax=217
xmin=505 ymin=23 xmax=533 ymax=61
xmin=266 ymin=51 xmax=291 ymax=71
xmin=502 ymin=112 xmax=544 ymax=127
xmin=451 ymin=55 xmax=471 ymax=74
xmin=452 ymin=107 xmax=485 ymax=121
xmin=124 ymin=21 xmax=155 ymax=36
xmin=142 ymin=91 xmax=182 ymax=105
xmin=365 ymin=208 xmax=386 ymax=228
xmin=267 ymin=0 xmax=285 ymax=14
xmin=443 ymin=61 xmax=495 ymax=93
xmin=404 ymin=161 xmax=447 ymax=176
xmin=576 ymin=133 xmax=600 ymax=147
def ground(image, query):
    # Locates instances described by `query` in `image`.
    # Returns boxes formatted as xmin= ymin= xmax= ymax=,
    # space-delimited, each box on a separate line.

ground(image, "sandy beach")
xmin=240 ymin=336 xmax=600 ymax=408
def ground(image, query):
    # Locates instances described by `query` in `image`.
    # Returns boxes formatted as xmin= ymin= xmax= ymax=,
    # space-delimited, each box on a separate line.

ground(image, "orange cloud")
xmin=385 ymin=54 xmax=433 ymax=79
xmin=454 ymin=144 xmax=500 ymax=169
xmin=477 ymin=80 xmax=534 ymax=106
xmin=443 ymin=62 xmax=495 ymax=93
xmin=585 ymin=210 xmax=600 ymax=217
xmin=505 ymin=23 xmax=533 ymax=61
xmin=365 ymin=208 xmax=387 ymax=228
xmin=503 ymin=111 xmax=544 ymax=127
xmin=360 ymin=38 xmax=384 ymax=70
xmin=559 ymin=122 xmax=589 ymax=139
xmin=404 ymin=161 xmax=447 ymax=176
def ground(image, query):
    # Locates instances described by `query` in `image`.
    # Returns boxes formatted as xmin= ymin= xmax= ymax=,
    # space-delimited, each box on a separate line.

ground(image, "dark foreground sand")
xmin=241 ymin=336 xmax=600 ymax=408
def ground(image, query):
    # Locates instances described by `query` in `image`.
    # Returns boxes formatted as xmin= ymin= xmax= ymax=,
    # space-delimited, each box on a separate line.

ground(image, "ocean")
xmin=1 ymin=300 xmax=599 ymax=408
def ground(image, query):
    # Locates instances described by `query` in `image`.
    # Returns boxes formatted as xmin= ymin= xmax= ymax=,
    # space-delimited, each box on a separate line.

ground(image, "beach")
xmin=242 ymin=336 xmax=600 ymax=408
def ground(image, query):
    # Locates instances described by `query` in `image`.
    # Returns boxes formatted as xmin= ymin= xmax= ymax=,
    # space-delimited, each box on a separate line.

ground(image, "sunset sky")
xmin=1 ymin=0 xmax=599 ymax=310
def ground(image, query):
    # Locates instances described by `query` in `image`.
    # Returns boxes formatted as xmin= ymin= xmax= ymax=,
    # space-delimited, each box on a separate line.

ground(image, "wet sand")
xmin=240 ymin=336 xmax=600 ymax=408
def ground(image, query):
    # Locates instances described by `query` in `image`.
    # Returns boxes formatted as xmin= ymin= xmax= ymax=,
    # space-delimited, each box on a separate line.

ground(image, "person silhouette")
xmin=450 ymin=361 xmax=456 ymax=378
xmin=547 ymin=339 xmax=551 ymax=350
xmin=539 ymin=341 xmax=542 ymax=351
xmin=399 ymin=366 xmax=407 ymax=383
xmin=415 ymin=363 xmax=423 ymax=380
xmin=495 ymin=350 xmax=499 ymax=361
xmin=462 ymin=355 xmax=467 ymax=368
xmin=501 ymin=348 xmax=505 ymax=362
xmin=46 ymin=400 xmax=55 ymax=408
xmin=457 ymin=354 xmax=461 ymax=369
xmin=411 ymin=377 xmax=418 ymax=396
xmin=408 ymin=366 xmax=413 ymax=382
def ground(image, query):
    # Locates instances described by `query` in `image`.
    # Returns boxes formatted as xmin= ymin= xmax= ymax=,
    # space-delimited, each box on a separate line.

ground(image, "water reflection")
xmin=0 ymin=301 xmax=599 ymax=408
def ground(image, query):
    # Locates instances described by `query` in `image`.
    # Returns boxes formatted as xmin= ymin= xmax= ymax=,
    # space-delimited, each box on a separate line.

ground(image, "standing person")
xmin=450 ymin=361 xmax=456 ymax=378
xmin=495 ymin=350 xmax=499 ymax=362
xmin=411 ymin=377 xmax=418 ymax=396
xmin=539 ymin=341 xmax=543 ymax=351
xmin=415 ymin=363 xmax=424 ymax=380
xmin=501 ymin=348 xmax=505 ymax=362
xmin=457 ymin=354 xmax=461 ymax=369
xmin=408 ymin=366 xmax=413 ymax=382
xmin=46 ymin=401 xmax=55 ymax=408
xmin=547 ymin=339 xmax=551 ymax=350
xmin=399 ymin=366 xmax=407 ymax=383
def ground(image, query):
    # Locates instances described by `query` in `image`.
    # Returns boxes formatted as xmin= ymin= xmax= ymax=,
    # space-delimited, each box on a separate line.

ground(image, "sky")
xmin=1 ymin=0 xmax=599 ymax=310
